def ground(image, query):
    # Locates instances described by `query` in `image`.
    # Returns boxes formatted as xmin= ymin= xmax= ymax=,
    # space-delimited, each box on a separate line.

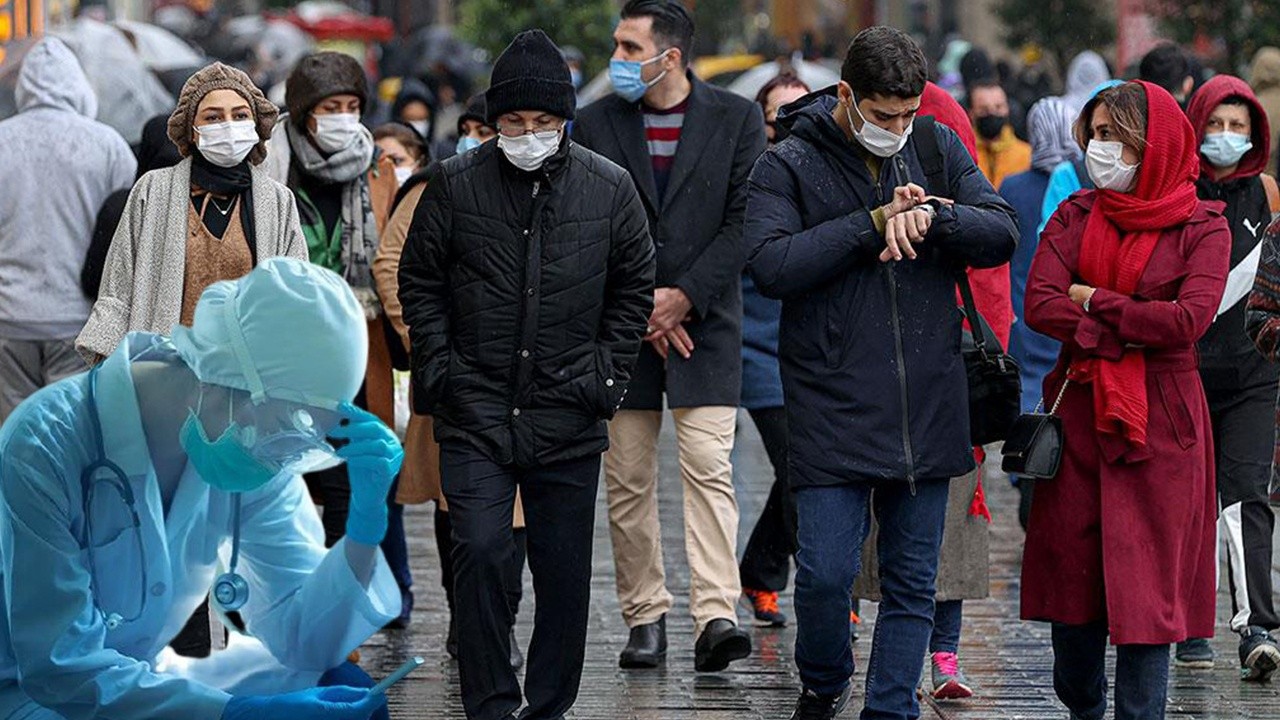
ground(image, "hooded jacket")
xmin=744 ymin=91 xmax=1017 ymax=487
xmin=1251 ymin=48 xmax=1280 ymax=177
xmin=1186 ymin=75 xmax=1278 ymax=390
xmin=0 ymin=38 xmax=135 ymax=340
xmin=1064 ymin=51 xmax=1112 ymax=120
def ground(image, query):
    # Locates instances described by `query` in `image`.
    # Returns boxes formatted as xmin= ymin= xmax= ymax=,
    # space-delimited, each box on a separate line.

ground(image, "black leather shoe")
xmin=694 ymin=618 xmax=752 ymax=672
xmin=510 ymin=628 xmax=524 ymax=671
xmin=619 ymin=615 xmax=667 ymax=668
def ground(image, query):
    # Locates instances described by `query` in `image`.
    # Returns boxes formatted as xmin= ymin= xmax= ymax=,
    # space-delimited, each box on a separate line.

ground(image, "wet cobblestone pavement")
xmin=358 ymin=415 xmax=1280 ymax=718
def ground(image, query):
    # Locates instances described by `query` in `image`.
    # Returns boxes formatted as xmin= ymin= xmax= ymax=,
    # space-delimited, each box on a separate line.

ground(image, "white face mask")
xmin=196 ymin=120 xmax=259 ymax=168
xmin=394 ymin=166 xmax=413 ymax=186
xmin=846 ymin=96 xmax=913 ymax=158
xmin=407 ymin=120 xmax=429 ymax=139
xmin=1086 ymin=139 xmax=1140 ymax=192
xmin=497 ymin=126 xmax=563 ymax=172
xmin=312 ymin=113 xmax=363 ymax=154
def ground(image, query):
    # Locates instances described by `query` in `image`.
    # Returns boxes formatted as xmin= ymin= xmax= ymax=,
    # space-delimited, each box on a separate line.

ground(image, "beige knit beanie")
xmin=168 ymin=62 xmax=278 ymax=165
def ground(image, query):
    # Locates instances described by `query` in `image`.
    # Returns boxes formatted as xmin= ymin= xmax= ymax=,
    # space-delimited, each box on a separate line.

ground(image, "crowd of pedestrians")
xmin=6 ymin=1 xmax=1280 ymax=719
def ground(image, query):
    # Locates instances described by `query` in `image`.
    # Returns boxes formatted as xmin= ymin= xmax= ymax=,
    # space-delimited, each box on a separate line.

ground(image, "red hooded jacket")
xmin=1185 ymin=74 xmax=1273 ymax=183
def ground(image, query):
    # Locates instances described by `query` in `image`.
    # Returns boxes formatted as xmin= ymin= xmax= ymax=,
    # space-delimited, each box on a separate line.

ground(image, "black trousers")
xmin=739 ymin=407 xmax=798 ymax=592
xmin=1207 ymin=378 xmax=1280 ymax=632
xmin=435 ymin=507 xmax=527 ymax=618
xmin=441 ymin=441 xmax=600 ymax=720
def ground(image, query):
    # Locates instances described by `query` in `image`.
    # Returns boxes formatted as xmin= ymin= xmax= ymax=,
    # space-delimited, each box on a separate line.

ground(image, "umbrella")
xmin=114 ymin=20 xmax=205 ymax=72
xmin=726 ymin=58 xmax=841 ymax=100
xmin=53 ymin=17 xmax=175 ymax=145
xmin=385 ymin=26 xmax=489 ymax=84
xmin=0 ymin=38 xmax=38 ymax=122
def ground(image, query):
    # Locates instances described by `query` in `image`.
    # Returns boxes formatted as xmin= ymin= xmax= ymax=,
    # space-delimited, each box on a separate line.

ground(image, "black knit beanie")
xmin=285 ymin=51 xmax=369 ymax=130
xmin=457 ymin=94 xmax=491 ymax=136
xmin=484 ymin=30 xmax=576 ymax=124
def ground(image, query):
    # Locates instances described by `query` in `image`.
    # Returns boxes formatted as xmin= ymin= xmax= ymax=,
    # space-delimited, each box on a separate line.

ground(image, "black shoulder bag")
xmin=1001 ymin=379 xmax=1069 ymax=479
xmin=957 ymin=273 xmax=1023 ymax=445
xmin=912 ymin=116 xmax=1022 ymax=445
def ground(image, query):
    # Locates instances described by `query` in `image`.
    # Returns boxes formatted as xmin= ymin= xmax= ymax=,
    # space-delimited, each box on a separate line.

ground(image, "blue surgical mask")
xmin=179 ymin=412 xmax=279 ymax=493
xmin=609 ymin=50 xmax=671 ymax=103
xmin=1201 ymin=131 xmax=1253 ymax=169
xmin=456 ymin=136 xmax=483 ymax=155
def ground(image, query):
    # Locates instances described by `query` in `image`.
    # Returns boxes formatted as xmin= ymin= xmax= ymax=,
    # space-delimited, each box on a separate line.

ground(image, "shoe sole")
xmin=1174 ymin=658 xmax=1215 ymax=670
xmin=619 ymin=652 xmax=666 ymax=670
xmin=932 ymin=680 xmax=974 ymax=700
xmin=696 ymin=634 xmax=752 ymax=672
xmin=1242 ymin=643 xmax=1280 ymax=681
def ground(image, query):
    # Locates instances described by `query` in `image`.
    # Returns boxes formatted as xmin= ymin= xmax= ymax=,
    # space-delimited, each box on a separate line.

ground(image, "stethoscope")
xmin=83 ymin=365 xmax=248 ymax=631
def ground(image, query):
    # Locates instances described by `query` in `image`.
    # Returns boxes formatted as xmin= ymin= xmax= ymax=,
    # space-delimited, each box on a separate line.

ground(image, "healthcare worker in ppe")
xmin=0 ymin=257 xmax=404 ymax=720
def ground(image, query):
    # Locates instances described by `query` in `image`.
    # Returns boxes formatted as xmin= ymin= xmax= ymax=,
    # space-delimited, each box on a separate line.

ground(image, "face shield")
xmin=196 ymin=384 xmax=345 ymax=480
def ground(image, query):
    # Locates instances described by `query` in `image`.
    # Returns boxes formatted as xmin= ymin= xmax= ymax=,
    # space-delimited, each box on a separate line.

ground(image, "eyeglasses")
xmin=497 ymin=119 xmax=564 ymax=137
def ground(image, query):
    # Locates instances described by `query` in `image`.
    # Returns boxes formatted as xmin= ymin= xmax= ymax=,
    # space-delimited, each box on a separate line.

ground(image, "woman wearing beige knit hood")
xmin=76 ymin=62 xmax=307 ymax=364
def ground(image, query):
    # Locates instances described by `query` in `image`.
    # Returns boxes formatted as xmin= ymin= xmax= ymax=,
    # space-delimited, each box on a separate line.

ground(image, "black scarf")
xmin=191 ymin=152 xmax=258 ymax=263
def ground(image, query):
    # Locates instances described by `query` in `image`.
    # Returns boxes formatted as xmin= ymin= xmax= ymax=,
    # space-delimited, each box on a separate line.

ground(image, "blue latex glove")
xmin=221 ymin=686 xmax=384 ymax=720
xmin=330 ymin=402 xmax=404 ymax=545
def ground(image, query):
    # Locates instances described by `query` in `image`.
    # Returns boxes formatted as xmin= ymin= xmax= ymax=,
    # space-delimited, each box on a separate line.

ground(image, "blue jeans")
xmin=794 ymin=478 xmax=950 ymax=720
xmin=931 ymin=600 xmax=963 ymax=654
xmin=381 ymin=478 xmax=414 ymax=619
xmin=1052 ymin=622 xmax=1169 ymax=720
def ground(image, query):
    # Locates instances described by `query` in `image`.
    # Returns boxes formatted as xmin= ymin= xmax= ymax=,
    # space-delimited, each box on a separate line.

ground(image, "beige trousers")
xmin=603 ymin=407 xmax=741 ymax=636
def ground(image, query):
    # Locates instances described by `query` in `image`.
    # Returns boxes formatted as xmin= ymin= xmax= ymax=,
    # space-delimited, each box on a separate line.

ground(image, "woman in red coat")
xmin=1021 ymin=81 xmax=1230 ymax=719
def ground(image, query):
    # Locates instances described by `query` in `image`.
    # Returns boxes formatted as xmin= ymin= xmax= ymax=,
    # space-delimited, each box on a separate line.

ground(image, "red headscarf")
xmin=1073 ymin=80 xmax=1200 ymax=451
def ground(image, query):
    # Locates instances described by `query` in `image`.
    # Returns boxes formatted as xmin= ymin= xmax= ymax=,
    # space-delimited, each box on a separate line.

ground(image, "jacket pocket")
xmin=1156 ymin=376 xmax=1197 ymax=450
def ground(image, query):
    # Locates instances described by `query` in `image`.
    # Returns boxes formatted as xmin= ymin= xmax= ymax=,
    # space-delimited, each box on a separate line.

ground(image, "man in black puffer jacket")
xmin=398 ymin=29 xmax=655 ymax=720
xmin=745 ymin=27 xmax=1017 ymax=720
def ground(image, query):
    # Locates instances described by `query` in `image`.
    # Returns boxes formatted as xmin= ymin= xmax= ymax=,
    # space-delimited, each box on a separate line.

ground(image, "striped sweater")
xmin=643 ymin=99 xmax=687 ymax=201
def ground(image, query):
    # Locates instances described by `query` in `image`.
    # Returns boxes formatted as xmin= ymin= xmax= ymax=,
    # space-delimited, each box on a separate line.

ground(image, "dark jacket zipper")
xmin=876 ymin=171 xmax=917 ymax=494
xmin=507 ymin=179 xmax=543 ymax=463
xmin=884 ymin=264 xmax=917 ymax=495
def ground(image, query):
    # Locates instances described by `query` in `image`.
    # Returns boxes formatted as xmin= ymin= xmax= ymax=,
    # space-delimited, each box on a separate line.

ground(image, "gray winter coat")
xmin=76 ymin=158 xmax=307 ymax=362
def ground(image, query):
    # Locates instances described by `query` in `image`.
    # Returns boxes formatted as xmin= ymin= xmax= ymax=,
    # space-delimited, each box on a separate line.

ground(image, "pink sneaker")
xmin=930 ymin=651 xmax=974 ymax=700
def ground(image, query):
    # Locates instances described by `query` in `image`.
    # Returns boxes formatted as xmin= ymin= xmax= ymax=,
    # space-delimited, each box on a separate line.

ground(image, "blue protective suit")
xmin=0 ymin=333 xmax=398 ymax=720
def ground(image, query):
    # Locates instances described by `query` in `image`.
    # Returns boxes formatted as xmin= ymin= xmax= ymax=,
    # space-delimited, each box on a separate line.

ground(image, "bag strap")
xmin=910 ymin=115 xmax=948 ymax=197
xmin=1037 ymin=378 xmax=1071 ymax=415
xmin=1263 ymin=173 xmax=1280 ymax=214
xmin=956 ymin=270 xmax=989 ymax=358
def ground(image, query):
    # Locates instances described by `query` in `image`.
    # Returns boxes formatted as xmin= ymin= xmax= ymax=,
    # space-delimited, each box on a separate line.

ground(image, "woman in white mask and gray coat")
xmin=77 ymin=62 xmax=307 ymax=365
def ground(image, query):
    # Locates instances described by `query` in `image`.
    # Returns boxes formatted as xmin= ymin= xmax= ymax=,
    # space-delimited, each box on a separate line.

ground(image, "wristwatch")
xmin=911 ymin=197 xmax=942 ymax=220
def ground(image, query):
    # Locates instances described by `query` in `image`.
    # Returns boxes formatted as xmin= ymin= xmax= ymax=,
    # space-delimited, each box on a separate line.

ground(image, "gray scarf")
xmin=286 ymin=121 xmax=380 ymax=317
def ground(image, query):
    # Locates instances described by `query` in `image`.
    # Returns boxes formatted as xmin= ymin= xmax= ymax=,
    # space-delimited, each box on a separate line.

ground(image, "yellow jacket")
xmin=975 ymin=124 xmax=1032 ymax=191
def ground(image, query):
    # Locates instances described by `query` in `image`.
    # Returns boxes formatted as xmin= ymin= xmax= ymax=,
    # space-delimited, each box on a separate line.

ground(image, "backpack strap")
xmin=910 ymin=115 xmax=948 ymax=197
xmin=1263 ymin=173 xmax=1280 ymax=214
xmin=1071 ymin=157 xmax=1094 ymax=191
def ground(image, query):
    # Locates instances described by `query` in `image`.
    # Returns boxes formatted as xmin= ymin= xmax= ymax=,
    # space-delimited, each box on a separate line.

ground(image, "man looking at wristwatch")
xmin=743 ymin=26 xmax=1017 ymax=720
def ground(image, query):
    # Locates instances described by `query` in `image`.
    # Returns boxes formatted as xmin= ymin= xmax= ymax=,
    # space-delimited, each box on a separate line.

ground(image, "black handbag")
xmin=958 ymin=272 xmax=1022 ymax=445
xmin=1001 ymin=380 xmax=1069 ymax=480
